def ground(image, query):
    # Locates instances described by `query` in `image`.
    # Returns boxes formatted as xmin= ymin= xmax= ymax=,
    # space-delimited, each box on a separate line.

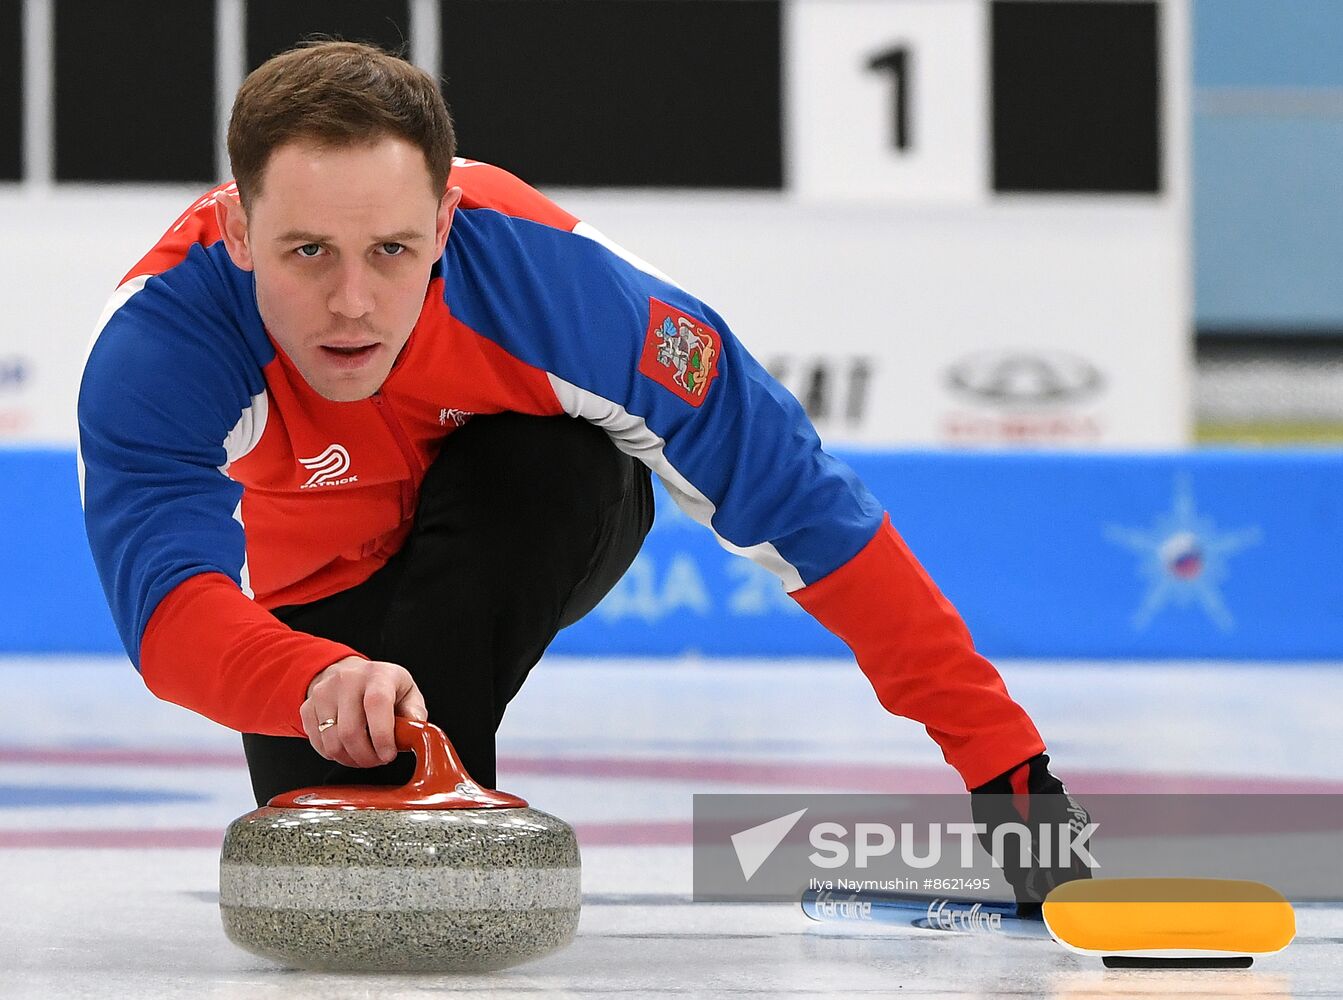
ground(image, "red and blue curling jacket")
xmin=77 ymin=159 xmax=1043 ymax=788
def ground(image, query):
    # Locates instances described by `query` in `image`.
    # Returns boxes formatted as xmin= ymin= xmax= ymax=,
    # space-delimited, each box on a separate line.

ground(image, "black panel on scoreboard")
xmin=991 ymin=0 xmax=1161 ymax=193
xmin=54 ymin=0 xmax=216 ymax=182
xmin=246 ymin=1 xmax=412 ymax=70
xmin=439 ymin=0 xmax=782 ymax=188
xmin=0 ymin=0 xmax=21 ymax=180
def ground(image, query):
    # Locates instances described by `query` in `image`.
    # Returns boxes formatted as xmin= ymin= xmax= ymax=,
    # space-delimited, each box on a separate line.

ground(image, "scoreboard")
xmin=790 ymin=0 xmax=1164 ymax=201
xmin=557 ymin=0 xmax=1191 ymax=446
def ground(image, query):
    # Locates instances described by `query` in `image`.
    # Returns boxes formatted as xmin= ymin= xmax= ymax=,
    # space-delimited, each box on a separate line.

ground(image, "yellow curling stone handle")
xmin=1042 ymin=878 xmax=1296 ymax=959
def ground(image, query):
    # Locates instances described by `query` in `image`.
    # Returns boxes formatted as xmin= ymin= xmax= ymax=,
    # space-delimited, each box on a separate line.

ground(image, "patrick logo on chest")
xmin=298 ymin=444 xmax=360 ymax=489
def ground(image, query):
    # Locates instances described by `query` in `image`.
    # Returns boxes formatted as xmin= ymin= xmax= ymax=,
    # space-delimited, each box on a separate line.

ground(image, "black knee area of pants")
xmin=415 ymin=413 xmax=646 ymax=555
xmin=404 ymin=412 xmax=653 ymax=625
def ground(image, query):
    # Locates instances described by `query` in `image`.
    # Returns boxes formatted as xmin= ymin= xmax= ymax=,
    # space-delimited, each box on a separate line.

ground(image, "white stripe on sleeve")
xmin=547 ymin=373 xmax=805 ymax=593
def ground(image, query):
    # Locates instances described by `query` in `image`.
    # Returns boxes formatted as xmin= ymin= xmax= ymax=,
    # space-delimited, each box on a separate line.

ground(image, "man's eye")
xmin=295 ymin=244 xmax=323 ymax=258
xmin=380 ymin=243 xmax=406 ymax=256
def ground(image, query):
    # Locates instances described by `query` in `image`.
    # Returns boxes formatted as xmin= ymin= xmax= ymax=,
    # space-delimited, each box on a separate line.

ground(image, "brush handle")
xmin=801 ymin=887 xmax=1052 ymax=940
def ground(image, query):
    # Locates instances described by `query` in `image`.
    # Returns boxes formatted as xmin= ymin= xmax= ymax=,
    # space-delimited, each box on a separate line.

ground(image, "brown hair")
xmin=227 ymin=40 xmax=455 ymax=205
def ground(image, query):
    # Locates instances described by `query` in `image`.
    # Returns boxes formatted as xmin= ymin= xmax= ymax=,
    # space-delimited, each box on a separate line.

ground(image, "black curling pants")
xmin=241 ymin=413 xmax=654 ymax=806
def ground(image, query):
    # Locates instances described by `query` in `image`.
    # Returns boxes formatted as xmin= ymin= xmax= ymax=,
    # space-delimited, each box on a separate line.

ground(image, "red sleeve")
xmin=139 ymin=573 xmax=362 ymax=736
xmin=791 ymin=514 xmax=1045 ymax=789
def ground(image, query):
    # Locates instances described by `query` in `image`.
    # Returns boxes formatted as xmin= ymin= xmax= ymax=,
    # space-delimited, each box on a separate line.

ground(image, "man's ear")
xmin=215 ymin=190 xmax=254 ymax=272
xmin=435 ymin=186 xmax=464 ymax=257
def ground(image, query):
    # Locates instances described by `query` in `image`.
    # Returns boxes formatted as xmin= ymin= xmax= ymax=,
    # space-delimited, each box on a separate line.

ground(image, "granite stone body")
xmin=220 ymin=805 xmax=580 ymax=972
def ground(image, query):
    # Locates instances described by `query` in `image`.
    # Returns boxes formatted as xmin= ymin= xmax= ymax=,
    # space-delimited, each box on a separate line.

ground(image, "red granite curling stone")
xmin=219 ymin=719 xmax=580 ymax=972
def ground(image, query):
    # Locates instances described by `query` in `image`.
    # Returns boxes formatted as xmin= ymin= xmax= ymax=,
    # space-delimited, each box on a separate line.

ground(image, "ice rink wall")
xmin=7 ymin=446 xmax=1341 ymax=660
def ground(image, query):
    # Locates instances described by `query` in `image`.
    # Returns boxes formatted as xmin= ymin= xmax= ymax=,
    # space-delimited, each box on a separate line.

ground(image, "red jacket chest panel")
xmin=222 ymin=290 xmax=562 ymax=606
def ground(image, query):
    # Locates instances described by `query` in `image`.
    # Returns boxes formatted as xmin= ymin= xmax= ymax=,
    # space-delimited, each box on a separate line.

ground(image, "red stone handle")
xmin=267 ymin=718 xmax=529 ymax=810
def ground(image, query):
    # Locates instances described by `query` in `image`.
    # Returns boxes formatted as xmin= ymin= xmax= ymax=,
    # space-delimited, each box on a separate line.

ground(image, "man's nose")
xmin=328 ymin=262 xmax=374 ymax=319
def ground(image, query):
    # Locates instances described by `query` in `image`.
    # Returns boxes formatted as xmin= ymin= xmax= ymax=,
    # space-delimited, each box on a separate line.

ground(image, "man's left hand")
xmin=970 ymin=753 xmax=1094 ymax=917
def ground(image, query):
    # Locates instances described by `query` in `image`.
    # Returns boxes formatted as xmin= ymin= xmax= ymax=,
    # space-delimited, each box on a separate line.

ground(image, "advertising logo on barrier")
xmin=1105 ymin=474 xmax=1262 ymax=632
xmin=547 ymin=453 xmax=1342 ymax=660
xmin=0 ymin=355 xmax=33 ymax=437
xmin=0 ymin=357 xmax=25 ymax=391
xmin=765 ymin=355 xmax=876 ymax=435
xmin=941 ymin=350 xmax=1106 ymax=444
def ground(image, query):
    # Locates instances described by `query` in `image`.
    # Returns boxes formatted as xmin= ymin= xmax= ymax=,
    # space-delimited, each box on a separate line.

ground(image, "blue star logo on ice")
xmin=1104 ymin=474 xmax=1262 ymax=632
xmin=731 ymin=808 xmax=808 ymax=881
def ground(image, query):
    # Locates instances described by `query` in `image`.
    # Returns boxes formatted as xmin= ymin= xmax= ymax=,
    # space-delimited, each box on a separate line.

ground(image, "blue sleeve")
xmin=443 ymin=209 xmax=883 ymax=588
xmin=77 ymin=245 xmax=268 ymax=666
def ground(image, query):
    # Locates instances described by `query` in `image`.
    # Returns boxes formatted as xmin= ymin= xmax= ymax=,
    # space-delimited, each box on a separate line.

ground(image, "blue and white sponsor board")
xmin=5 ymin=448 xmax=1342 ymax=660
xmin=561 ymin=449 xmax=1342 ymax=660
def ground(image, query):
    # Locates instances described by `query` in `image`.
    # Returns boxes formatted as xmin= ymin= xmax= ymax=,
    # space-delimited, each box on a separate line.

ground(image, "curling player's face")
xmin=221 ymin=137 xmax=461 ymax=402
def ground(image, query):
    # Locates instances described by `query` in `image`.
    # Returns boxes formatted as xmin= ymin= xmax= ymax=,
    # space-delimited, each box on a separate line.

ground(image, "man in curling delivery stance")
xmin=77 ymin=41 xmax=1089 ymax=913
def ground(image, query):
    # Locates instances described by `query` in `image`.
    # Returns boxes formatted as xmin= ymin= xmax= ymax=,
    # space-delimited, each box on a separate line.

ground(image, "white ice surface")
xmin=1 ymin=656 xmax=1341 ymax=999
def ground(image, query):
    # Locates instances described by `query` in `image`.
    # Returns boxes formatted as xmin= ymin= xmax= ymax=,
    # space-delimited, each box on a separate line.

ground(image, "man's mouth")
xmin=322 ymin=343 xmax=377 ymax=355
xmin=319 ymin=343 xmax=381 ymax=368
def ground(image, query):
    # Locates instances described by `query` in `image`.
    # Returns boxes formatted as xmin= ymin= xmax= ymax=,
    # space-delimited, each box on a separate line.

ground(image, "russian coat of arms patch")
xmin=638 ymin=298 xmax=722 ymax=406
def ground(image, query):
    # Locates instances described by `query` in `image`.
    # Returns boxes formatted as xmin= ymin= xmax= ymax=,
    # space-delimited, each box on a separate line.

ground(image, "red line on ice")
xmin=3 ymin=745 xmax=1343 ymax=794
xmin=0 ymin=827 xmax=226 ymax=849
xmin=0 ymin=820 xmax=692 ymax=850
